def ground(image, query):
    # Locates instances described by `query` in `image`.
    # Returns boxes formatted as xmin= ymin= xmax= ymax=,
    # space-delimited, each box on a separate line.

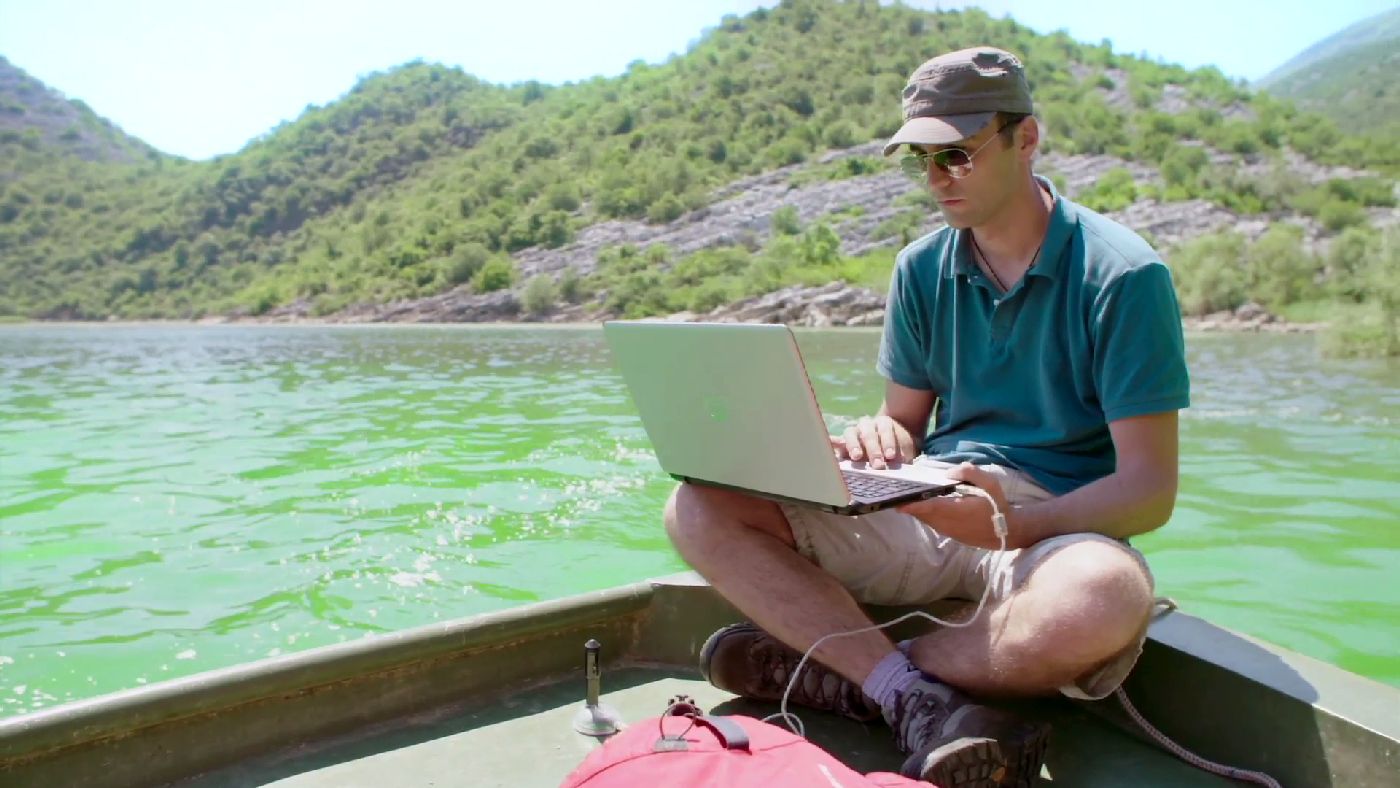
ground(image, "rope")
xmin=1114 ymin=686 xmax=1282 ymax=787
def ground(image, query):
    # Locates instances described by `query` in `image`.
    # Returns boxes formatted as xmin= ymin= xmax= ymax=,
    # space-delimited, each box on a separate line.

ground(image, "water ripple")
xmin=1 ymin=325 xmax=1395 ymax=714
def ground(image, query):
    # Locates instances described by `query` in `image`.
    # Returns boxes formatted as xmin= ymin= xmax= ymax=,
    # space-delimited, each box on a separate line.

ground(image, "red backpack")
xmin=561 ymin=698 xmax=929 ymax=787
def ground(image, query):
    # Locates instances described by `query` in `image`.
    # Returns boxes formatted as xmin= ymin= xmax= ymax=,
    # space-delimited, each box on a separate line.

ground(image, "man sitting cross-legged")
xmin=664 ymin=45 xmax=1189 ymax=788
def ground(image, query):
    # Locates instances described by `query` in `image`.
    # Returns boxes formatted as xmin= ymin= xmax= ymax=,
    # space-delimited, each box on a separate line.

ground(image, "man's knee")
xmin=1029 ymin=540 xmax=1153 ymax=644
xmin=664 ymin=483 xmax=796 ymax=556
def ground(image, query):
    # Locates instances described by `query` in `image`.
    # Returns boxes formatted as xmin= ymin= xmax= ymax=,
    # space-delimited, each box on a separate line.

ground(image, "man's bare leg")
xmin=906 ymin=539 xmax=1155 ymax=696
xmin=664 ymin=483 xmax=896 ymax=685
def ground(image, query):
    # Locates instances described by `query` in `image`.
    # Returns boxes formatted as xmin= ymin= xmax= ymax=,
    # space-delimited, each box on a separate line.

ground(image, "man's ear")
xmin=1017 ymin=117 xmax=1041 ymax=162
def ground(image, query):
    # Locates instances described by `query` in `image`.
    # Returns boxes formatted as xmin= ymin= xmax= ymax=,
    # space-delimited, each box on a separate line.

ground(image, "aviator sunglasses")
xmin=898 ymin=119 xmax=1018 ymax=180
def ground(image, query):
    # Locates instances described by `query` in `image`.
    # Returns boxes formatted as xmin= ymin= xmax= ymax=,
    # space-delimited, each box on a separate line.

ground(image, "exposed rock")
xmin=1038 ymin=152 xmax=1162 ymax=193
xmin=316 ymin=134 xmax=1391 ymax=329
xmin=1183 ymin=301 xmax=1317 ymax=333
xmin=1234 ymin=302 xmax=1272 ymax=322
xmin=695 ymin=282 xmax=886 ymax=327
xmin=333 ymin=289 xmax=523 ymax=324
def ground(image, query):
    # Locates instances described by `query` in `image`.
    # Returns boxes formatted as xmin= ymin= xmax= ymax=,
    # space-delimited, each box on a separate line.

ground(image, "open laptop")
xmin=602 ymin=320 xmax=957 ymax=515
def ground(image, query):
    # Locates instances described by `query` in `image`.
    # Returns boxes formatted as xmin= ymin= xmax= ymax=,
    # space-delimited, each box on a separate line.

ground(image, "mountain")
xmin=0 ymin=56 xmax=162 ymax=174
xmin=0 ymin=0 xmax=1395 ymax=324
xmin=1258 ymin=8 xmax=1400 ymax=131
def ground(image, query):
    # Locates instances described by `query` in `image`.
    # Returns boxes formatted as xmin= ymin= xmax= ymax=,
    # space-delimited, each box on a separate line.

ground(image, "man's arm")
xmin=1011 ymin=410 xmax=1179 ymax=545
xmin=838 ymin=380 xmax=937 ymax=469
xmin=880 ymin=379 xmax=937 ymax=442
xmin=899 ymin=410 xmax=1179 ymax=549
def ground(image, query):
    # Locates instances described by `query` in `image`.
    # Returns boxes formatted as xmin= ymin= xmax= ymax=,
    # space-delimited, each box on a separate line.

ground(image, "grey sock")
xmin=861 ymin=650 xmax=923 ymax=717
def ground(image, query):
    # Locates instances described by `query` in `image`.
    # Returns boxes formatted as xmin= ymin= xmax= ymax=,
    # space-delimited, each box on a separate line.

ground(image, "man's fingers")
xmin=895 ymin=422 xmax=916 ymax=461
xmin=843 ymin=426 xmax=863 ymax=460
xmin=829 ymin=434 xmax=850 ymax=459
xmin=946 ymin=463 xmax=1005 ymax=504
xmin=948 ymin=462 xmax=993 ymax=484
xmin=856 ymin=417 xmax=883 ymax=468
xmin=876 ymin=419 xmax=899 ymax=461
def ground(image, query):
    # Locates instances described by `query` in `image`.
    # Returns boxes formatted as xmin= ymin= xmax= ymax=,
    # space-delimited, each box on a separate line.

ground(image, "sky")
xmin=0 ymin=0 xmax=1395 ymax=160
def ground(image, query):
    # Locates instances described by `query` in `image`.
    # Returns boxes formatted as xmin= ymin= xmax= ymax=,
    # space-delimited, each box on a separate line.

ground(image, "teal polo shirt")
xmin=878 ymin=177 xmax=1190 ymax=496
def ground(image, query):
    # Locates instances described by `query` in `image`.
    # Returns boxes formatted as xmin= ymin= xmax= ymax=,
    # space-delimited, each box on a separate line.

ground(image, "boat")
xmin=1 ymin=572 xmax=1396 ymax=787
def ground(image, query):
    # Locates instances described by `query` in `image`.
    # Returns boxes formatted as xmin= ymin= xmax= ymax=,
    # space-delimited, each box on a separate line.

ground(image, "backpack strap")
xmin=660 ymin=696 xmax=750 ymax=752
xmin=690 ymin=715 xmax=750 ymax=751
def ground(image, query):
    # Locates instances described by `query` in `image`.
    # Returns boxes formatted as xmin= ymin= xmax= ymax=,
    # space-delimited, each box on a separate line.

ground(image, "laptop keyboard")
xmin=842 ymin=470 xmax=931 ymax=500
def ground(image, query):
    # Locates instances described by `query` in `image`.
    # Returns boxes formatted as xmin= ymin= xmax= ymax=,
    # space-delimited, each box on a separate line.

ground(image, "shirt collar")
xmin=947 ymin=175 xmax=1073 ymax=281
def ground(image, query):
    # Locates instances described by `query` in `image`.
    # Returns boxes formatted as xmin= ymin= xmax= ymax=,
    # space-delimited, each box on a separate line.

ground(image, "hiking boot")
xmin=886 ymin=676 xmax=1051 ymax=788
xmin=699 ymin=622 xmax=881 ymax=722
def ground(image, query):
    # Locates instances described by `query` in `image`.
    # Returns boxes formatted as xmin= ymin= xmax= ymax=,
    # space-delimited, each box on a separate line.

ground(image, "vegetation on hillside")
xmin=0 ymin=56 xmax=160 ymax=170
xmin=1259 ymin=8 xmax=1400 ymax=136
xmin=0 ymin=1 xmax=1396 ymax=354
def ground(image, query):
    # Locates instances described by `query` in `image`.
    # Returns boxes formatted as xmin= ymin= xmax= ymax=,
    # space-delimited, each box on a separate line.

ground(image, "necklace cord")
xmin=969 ymin=231 xmax=1043 ymax=293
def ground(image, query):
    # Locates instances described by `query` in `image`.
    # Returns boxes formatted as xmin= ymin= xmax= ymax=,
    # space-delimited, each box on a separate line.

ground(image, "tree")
xmin=472 ymin=257 xmax=516 ymax=293
xmin=1166 ymin=231 xmax=1248 ymax=315
xmin=521 ymin=274 xmax=557 ymax=316
xmin=1245 ymin=225 xmax=1316 ymax=310
xmin=447 ymin=242 xmax=490 ymax=284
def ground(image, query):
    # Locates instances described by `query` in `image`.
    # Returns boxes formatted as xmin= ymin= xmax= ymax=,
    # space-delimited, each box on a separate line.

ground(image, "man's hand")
xmin=896 ymin=462 xmax=1016 ymax=549
xmin=831 ymin=415 xmax=917 ymax=470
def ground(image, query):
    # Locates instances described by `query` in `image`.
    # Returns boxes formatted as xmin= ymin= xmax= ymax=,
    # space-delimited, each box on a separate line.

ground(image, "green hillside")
xmin=0 ymin=55 xmax=162 ymax=172
xmin=1259 ymin=8 xmax=1400 ymax=131
xmin=0 ymin=0 xmax=1396 ymax=326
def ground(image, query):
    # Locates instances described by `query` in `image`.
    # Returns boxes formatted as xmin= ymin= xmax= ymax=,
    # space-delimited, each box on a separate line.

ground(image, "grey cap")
xmin=883 ymin=46 xmax=1034 ymax=156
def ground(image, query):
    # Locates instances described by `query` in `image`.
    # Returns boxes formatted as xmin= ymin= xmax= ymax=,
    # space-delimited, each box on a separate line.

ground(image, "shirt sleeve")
xmin=876 ymin=252 xmax=934 ymax=390
xmin=1092 ymin=262 xmax=1191 ymax=422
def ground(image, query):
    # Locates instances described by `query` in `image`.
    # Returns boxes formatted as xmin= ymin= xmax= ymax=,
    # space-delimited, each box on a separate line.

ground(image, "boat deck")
xmin=181 ymin=665 xmax=1233 ymax=788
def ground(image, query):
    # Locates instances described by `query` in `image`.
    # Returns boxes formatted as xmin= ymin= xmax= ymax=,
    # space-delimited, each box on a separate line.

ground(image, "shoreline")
xmin=1 ymin=316 xmax=1325 ymax=333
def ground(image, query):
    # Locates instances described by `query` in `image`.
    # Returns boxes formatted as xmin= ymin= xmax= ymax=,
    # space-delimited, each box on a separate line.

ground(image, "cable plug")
xmin=992 ymin=512 xmax=1008 ymax=541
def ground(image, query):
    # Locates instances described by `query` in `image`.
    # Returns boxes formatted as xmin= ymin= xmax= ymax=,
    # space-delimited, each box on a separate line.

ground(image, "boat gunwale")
xmin=1 ymin=572 xmax=1397 ymax=787
xmin=0 ymin=579 xmax=655 ymax=763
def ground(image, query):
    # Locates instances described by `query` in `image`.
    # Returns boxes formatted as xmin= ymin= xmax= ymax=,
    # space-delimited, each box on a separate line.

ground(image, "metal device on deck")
xmin=571 ymin=638 xmax=623 ymax=736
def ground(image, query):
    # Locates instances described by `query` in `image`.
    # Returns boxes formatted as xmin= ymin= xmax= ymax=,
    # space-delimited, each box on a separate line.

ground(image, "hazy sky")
xmin=1 ymin=0 xmax=1394 ymax=159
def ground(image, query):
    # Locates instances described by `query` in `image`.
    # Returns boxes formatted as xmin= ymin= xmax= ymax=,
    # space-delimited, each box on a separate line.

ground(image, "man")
xmin=664 ymin=46 xmax=1189 ymax=787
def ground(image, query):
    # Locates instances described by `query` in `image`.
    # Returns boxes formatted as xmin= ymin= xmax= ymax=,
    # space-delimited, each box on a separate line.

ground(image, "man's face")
xmin=912 ymin=119 xmax=1023 ymax=229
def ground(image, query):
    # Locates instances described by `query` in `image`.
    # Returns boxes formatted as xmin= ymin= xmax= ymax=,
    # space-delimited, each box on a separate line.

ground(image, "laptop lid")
xmin=603 ymin=321 xmax=850 ymax=507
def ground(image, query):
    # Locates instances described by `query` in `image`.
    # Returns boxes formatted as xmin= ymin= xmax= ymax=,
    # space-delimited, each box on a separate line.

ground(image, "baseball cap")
xmin=883 ymin=46 xmax=1034 ymax=156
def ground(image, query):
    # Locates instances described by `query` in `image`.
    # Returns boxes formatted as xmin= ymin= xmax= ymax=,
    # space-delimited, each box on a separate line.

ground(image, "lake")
xmin=1 ymin=324 xmax=1396 ymax=718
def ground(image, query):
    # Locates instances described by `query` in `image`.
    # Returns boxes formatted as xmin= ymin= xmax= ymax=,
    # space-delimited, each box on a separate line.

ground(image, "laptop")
xmin=602 ymin=320 xmax=957 ymax=515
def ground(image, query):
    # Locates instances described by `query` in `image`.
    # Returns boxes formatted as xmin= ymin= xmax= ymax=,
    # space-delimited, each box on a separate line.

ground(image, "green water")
xmin=1 ymin=325 xmax=1396 ymax=717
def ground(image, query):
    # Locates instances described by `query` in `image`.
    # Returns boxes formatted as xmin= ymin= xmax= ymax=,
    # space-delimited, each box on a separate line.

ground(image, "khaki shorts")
xmin=779 ymin=459 xmax=1153 ymax=700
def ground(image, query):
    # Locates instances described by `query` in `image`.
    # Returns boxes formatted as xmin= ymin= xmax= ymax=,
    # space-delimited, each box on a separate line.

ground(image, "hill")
xmin=0 ymin=56 xmax=162 ymax=175
xmin=0 ymin=0 xmax=1395 ymax=334
xmin=1258 ymin=8 xmax=1400 ymax=132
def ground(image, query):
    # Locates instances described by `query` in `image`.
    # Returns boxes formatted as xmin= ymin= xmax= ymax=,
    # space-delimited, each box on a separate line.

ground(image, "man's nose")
xmin=926 ymin=164 xmax=954 ymax=188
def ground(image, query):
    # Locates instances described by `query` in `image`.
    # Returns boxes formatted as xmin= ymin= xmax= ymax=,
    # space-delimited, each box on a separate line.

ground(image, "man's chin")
xmin=938 ymin=209 xmax=972 ymax=230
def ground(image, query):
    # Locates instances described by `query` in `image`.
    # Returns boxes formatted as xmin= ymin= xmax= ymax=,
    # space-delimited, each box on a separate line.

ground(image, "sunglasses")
xmin=898 ymin=120 xmax=1016 ymax=180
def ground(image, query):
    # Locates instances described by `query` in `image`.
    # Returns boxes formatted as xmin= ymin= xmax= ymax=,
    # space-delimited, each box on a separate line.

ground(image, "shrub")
xmin=1245 ymin=224 xmax=1317 ymax=309
xmin=799 ymin=223 xmax=842 ymax=267
xmin=1166 ymin=231 xmax=1248 ymax=315
xmin=1078 ymin=167 xmax=1137 ymax=213
xmin=1159 ymin=144 xmax=1208 ymax=190
xmin=687 ymin=279 xmax=739 ymax=313
xmin=545 ymin=183 xmax=582 ymax=212
xmin=521 ymin=274 xmax=557 ymax=316
xmin=646 ymin=193 xmax=686 ymax=224
xmin=824 ymin=121 xmax=861 ymax=148
xmin=1317 ymin=199 xmax=1367 ymax=233
xmin=472 ymin=257 xmax=516 ymax=293
xmin=558 ymin=267 xmax=586 ymax=303
xmin=447 ymin=242 xmax=490 ymax=284
xmin=1321 ymin=303 xmax=1399 ymax=358
xmin=771 ymin=205 xmax=802 ymax=235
